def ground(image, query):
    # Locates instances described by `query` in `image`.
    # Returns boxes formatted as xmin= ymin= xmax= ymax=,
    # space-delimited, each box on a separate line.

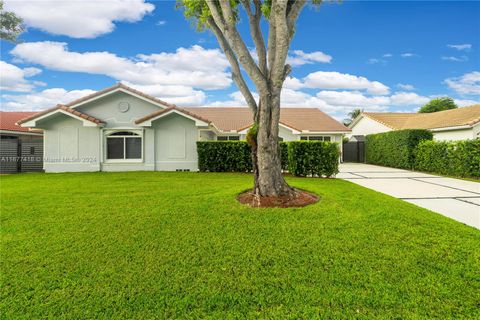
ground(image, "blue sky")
xmin=1 ymin=0 xmax=479 ymax=119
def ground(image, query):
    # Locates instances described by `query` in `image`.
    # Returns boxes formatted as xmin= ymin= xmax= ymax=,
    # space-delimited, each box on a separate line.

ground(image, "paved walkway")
xmin=338 ymin=163 xmax=480 ymax=229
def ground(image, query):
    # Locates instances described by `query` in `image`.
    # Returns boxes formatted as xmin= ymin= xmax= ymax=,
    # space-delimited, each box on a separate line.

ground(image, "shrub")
xmin=288 ymin=141 xmax=340 ymax=177
xmin=365 ymin=129 xmax=433 ymax=169
xmin=197 ymin=141 xmax=251 ymax=172
xmin=197 ymin=141 xmax=289 ymax=172
xmin=414 ymin=139 xmax=480 ymax=178
xmin=197 ymin=141 xmax=340 ymax=176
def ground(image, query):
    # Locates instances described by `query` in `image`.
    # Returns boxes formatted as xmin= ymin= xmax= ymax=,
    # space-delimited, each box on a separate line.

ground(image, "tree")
xmin=418 ymin=97 xmax=458 ymax=113
xmin=178 ymin=0 xmax=321 ymax=199
xmin=343 ymin=108 xmax=362 ymax=126
xmin=0 ymin=1 xmax=24 ymax=42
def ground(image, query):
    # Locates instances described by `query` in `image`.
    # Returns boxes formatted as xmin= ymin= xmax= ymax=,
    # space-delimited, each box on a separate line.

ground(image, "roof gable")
xmin=66 ymin=83 xmax=174 ymax=110
xmin=18 ymin=105 xmax=105 ymax=127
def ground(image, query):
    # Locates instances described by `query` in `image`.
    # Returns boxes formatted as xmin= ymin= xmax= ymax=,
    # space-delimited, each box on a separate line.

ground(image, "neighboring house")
xmin=0 ymin=111 xmax=43 ymax=173
xmin=18 ymin=83 xmax=350 ymax=173
xmin=349 ymin=104 xmax=480 ymax=141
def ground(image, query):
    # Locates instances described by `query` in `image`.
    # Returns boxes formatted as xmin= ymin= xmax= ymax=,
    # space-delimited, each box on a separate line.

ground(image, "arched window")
xmin=106 ymin=131 xmax=142 ymax=160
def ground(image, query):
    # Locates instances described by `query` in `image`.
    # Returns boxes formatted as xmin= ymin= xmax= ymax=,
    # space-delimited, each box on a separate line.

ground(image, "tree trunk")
xmin=252 ymin=91 xmax=293 ymax=197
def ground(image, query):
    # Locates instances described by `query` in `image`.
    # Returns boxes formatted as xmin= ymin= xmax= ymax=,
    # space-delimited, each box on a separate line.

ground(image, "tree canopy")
xmin=418 ymin=97 xmax=458 ymax=113
xmin=0 ymin=1 xmax=24 ymax=42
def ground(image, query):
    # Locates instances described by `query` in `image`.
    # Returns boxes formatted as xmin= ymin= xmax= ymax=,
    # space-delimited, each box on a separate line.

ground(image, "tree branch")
xmin=240 ymin=0 xmax=267 ymax=76
xmin=207 ymin=17 xmax=258 ymax=115
xmin=270 ymin=0 xmax=290 ymax=88
xmin=206 ymin=0 xmax=268 ymax=93
xmin=287 ymin=0 xmax=307 ymax=38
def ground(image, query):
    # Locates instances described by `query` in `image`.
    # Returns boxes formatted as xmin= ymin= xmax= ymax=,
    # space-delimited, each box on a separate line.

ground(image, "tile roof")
xmin=363 ymin=104 xmax=480 ymax=130
xmin=0 ymin=111 xmax=41 ymax=133
xmin=183 ymin=107 xmax=351 ymax=132
xmin=16 ymin=105 xmax=105 ymax=126
xmin=12 ymin=84 xmax=350 ymax=133
xmin=65 ymin=83 xmax=175 ymax=109
xmin=135 ymin=106 xmax=211 ymax=125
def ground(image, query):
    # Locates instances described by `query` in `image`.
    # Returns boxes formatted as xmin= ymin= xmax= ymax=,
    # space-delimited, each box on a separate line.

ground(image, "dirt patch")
xmin=237 ymin=188 xmax=319 ymax=208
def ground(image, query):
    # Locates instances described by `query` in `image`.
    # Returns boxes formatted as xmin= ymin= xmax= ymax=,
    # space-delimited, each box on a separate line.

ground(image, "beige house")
xmin=349 ymin=104 xmax=480 ymax=141
xmin=18 ymin=83 xmax=350 ymax=173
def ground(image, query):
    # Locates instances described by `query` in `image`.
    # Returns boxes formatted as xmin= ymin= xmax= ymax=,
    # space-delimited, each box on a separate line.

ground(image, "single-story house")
xmin=348 ymin=104 xmax=480 ymax=141
xmin=18 ymin=83 xmax=350 ymax=173
xmin=0 ymin=111 xmax=43 ymax=173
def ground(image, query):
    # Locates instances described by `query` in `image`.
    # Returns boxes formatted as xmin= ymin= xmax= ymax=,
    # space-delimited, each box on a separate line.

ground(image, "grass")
xmin=1 ymin=172 xmax=479 ymax=319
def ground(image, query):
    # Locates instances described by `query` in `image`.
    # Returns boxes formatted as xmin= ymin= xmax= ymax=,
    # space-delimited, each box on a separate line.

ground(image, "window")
xmin=106 ymin=131 xmax=142 ymax=160
xmin=30 ymin=146 xmax=35 ymax=155
xmin=217 ymin=135 xmax=240 ymax=141
xmin=300 ymin=136 xmax=332 ymax=141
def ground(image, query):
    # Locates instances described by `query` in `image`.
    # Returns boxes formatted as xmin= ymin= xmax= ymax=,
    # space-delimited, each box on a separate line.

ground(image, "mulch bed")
xmin=237 ymin=188 xmax=319 ymax=208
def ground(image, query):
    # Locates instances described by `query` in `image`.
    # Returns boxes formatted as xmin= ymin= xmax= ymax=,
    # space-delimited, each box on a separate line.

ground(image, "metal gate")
xmin=0 ymin=137 xmax=43 ymax=173
xmin=343 ymin=141 xmax=365 ymax=163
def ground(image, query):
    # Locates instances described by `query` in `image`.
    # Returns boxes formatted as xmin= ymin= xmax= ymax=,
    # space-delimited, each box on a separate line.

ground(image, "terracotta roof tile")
xmin=364 ymin=104 xmax=480 ymax=130
xmin=65 ymin=83 xmax=175 ymax=109
xmin=16 ymin=105 xmax=105 ymax=125
xmin=183 ymin=107 xmax=351 ymax=132
xmin=0 ymin=111 xmax=42 ymax=133
xmin=135 ymin=106 xmax=211 ymax=125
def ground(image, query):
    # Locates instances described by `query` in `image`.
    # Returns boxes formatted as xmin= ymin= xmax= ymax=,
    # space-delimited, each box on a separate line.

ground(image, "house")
xmin=0 ymin=111 xmax=43 ymax=173
xmin=18 ymin=83 xmax=350 ymax=173
xmin=348 ymin=104 xmax=480 ymax=141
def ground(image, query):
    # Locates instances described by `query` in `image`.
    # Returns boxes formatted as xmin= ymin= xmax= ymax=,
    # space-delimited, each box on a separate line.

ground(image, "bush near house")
xmin=414 ymin=139 xmax=480 ymax=179
xmin=197 ymin=141 xmax=338 ymax=176
xmin=197 ymin=141 xmax=252 ymax=172
xmin=365 ymin=129 xmax=433 ymax=169
xmin=288 ymin=141 xmax=339 ymax=177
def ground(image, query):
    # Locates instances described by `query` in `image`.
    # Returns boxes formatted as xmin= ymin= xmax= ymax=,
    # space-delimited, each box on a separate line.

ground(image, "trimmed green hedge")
xmin=288 ymin=141 xmax=339 ymax=177
xmin=414 ymin=139 xmax=480 ymax=178
xmin=366 ymin=129 xmax=433 ymax=169
xmin=197 ymin=141 xmax=251 ymax=172
xmin=197 ymin=141 xmax=339 ymax=176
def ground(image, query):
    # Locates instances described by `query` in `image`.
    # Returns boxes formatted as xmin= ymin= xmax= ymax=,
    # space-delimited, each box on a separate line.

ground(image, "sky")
xmin=1 ymin=0 xmax=479 ymax=120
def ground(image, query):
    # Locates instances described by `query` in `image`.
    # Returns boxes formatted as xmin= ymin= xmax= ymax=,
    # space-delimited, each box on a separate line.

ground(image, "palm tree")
xmin=343 ymin=108 xmax=363 ymax=126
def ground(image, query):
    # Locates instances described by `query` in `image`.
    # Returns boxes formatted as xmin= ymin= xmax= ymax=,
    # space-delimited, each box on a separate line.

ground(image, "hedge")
xmin=288 ymin=141 xmax=339 ymax=177
xmin=197 ymin=140 xmax=339 ymax=176
xmin=197 ymin=141 xmax=251 ymax=172
xmin=414 ymin=139 xmax=480 ymax=178
xmin=365 ymin=129 xmax=433 ymax=169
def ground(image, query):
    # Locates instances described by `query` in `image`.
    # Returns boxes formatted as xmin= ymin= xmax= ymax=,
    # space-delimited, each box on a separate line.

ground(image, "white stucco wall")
xmin=40 ymin=115 xmax=101 ymax=172
xmin=349 ymin=116 xmax=391 ymax=138
xmin=153 ymin=113 xmax=199 ymax=171
xmin=432 ymin=127 xmax=476 ymax=141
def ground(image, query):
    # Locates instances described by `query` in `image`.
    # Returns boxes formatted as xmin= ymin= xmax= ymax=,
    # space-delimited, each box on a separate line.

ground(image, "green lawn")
xmin=1 ymin=172 xmax=479 ymax=319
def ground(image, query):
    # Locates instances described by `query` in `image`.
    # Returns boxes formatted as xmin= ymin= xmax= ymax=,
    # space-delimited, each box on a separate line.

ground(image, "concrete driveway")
xmin=338 ymin=163 xmax=480 ymax=229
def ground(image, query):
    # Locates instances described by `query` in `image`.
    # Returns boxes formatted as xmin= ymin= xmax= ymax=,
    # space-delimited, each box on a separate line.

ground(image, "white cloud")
xmin=444 ymin=71 xmax=480 ymax=95
xmin=283 ymin=77 xmax=304 ymax=90
xmin=208 ymin=91 xmax=259 ymax=107
xmin=0 ymin=61 xmax=43 ymax=92
xmin=11 ymin=42 xmax=232 ymax=90
xmin=4 ymin=0 xmax=154 ymax=38
xmin=441 ymin=56 xmax=468 ymax=62
xmin=1 ymin=88 xmax=96 ymax=111
xmin=389 ymin=92 xmax=429 ymax=106
xmin=454 ymin=99 xmax=480 ymax=107
xmin=303 ymin=71 xmax=390 ymax=95
xmin=401 ymin=53 xmax=417 ymax=58
xmin=383 ymin=53 xmax=393 ymax=58
xmin=287 ymin=50 xmax=332 ymax=66
xmin=447 ymin=44 xmax=472 ymax=51
xmin=397 ymin=83 xmax=415 ymax=91
xmin=121 ymin=82 xmax=206 ymax=106
xmin=156 ymin=20 xmax=167 ymax=26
